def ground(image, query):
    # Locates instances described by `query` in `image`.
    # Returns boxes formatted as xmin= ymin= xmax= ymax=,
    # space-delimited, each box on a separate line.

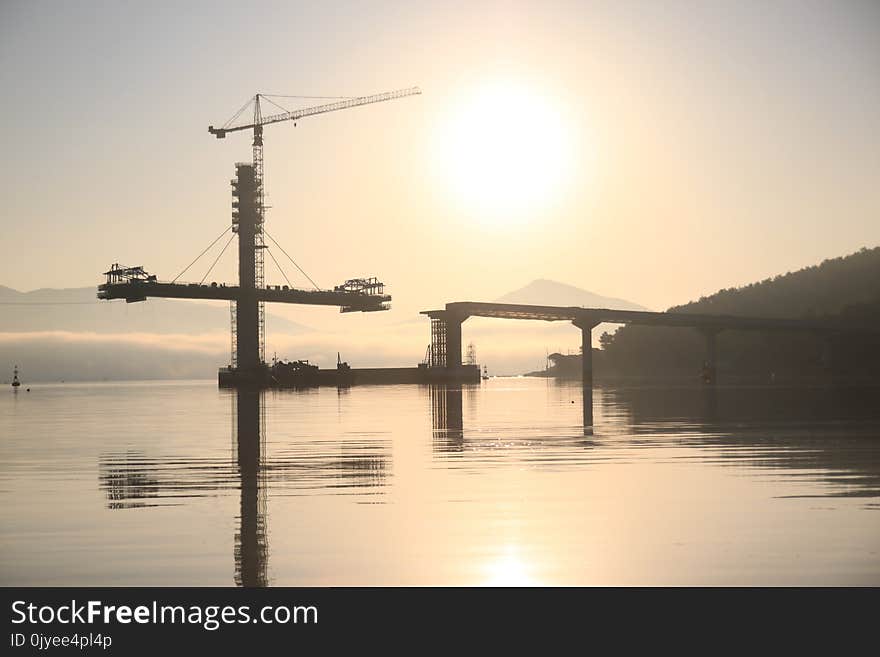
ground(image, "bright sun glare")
xmin=436 ymin=81 xmax=574 ymax=225
xmin=482 ymin=545 xmax=538 ymax=586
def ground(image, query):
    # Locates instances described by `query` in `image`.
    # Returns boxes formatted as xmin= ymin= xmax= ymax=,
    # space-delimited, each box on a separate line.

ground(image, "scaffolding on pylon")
xmin=230 ymin=301 xmax=238 ymax=368
xmin=253 ymin=117 xmax=267 ymax=364
xmin=430 ymin=318 xmax=447 ymax=368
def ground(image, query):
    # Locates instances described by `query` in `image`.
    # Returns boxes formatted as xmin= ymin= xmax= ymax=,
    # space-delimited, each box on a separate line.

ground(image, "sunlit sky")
xmin=1 ymin=0 xmax=878 ymax=318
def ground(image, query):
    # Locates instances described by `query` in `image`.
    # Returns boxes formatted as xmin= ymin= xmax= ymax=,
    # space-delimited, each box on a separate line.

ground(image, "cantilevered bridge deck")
xmin=98 ymin=280 xmax=390 ymax=312
xmin=423 ymin=301 xmax=871 ymax=333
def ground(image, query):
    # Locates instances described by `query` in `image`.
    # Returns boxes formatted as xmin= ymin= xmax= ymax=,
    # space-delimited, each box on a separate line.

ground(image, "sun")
xmin=434 ymin=80 xmax=575 ymax=225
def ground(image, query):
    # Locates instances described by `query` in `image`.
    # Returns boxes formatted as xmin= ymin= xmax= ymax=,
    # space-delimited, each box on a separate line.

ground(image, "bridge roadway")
xmin=422 ymin=301 xmax=880 ymax=424
xmin=423 ymin=301 xmax=871 ymax=332
xmin=98 ymin=280 xmax=391 ymax=312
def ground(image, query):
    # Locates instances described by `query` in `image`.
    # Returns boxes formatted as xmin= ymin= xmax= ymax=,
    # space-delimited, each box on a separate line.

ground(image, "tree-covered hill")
xmin=596 ymin=247 xmax=880 ymax=382
xmin=669 ymin=246 xmax=880 ymax=318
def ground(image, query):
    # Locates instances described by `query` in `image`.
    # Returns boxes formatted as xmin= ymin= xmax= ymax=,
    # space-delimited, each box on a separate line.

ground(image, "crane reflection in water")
xmin=234 ymin=389 xmax=268 ymax=587
xmin=98 ymin=389 xmax=390 ymax=587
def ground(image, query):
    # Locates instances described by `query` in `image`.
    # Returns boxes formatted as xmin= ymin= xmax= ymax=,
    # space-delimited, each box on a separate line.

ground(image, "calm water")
xmin=1 ymin=378 xmax=878 ymax=586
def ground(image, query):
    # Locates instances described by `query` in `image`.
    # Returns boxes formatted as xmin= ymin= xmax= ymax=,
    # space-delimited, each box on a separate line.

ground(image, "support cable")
xmin=265 ymin=247 xmax=293 ymax=289
xmin=259 ymin=94 xmax=355 ymax=114
xmin=222 ymin=96 xmax=256 ymax=129
xmin=264 ymin=230 xmax=321 ymax=290
xmin=260 ymin=96 xmax=296 ymax=115
xmin=222 ymin=95 xmax=354 ymax=130
xmin=261 ymin=94 xmax=356 ymax=100
xmin=172 ymin=226 xmax=232 ymax=283
xmin=199 ymin=234 xmax=236 ymax=285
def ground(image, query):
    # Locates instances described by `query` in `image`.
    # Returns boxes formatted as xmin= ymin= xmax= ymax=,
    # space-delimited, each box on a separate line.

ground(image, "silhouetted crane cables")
xmin=219 ymin=94 xmax=356 ymax=130
xmin=198 ymin=234 xmax=236 ymax=285
xmin=171 ymin=226 xmax=233 ymax=284
xmin=264 ymin=230 xmax=321 ymax=290
xmin=166 ymin=223 xmax=321 ymax=291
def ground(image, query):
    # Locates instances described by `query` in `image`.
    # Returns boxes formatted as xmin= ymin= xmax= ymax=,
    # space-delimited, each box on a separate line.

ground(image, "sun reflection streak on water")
xmin=482 ymin=545 xmax=539 ymax=587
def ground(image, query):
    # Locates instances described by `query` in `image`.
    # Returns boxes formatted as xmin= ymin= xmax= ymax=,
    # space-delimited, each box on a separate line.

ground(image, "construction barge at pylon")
xmin=218 ymin=358 xmax=481 ymax=388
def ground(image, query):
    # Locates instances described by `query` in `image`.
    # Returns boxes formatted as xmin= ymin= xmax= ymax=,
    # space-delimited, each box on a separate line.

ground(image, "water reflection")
xmin=81 ymin=379 xmax=880 ymax=586
xmin=234 ymin=389 xmax=267 ymax=587
xmin=99 ymin=452 xmax=161 ymax=509
xmin=429 ymin=383 xmax=597 ymax=465
xmin=482 ymin=545 xmax=538 ymax=586
xmin=425 ymin=380 xmax=880 ymax=500
xmin=599 ymin=384 xmax=880 ymax=499
xmin=431 ymin=384 xmax=463 ymax=452
xmin=98 ymin=388 xmax=390 ymax=586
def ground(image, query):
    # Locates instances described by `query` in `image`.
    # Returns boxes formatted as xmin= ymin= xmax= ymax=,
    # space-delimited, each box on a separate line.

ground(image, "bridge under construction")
xmin=96 ymin=84 xmax=878 ymax=404
xmin=99 ymin=87 xmax=432 ymax=386
xmin=422 ymin=301 xmax=880 ymax=423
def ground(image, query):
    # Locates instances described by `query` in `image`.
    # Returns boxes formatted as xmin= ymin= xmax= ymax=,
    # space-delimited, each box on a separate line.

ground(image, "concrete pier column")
xmin=700 ymin=327 xmax=721 ymax=385
xmin=581 ymin=324 xmax=594 ymax=387
xmin=574 ymin=315 xmax=599 ymax=428
xmin=232 ymin=164 xmax=261 ymax=375
xmin=445 ymin=312 xmax=465 ymax=373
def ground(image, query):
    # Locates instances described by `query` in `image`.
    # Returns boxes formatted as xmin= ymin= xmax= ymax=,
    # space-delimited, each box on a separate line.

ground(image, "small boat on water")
xmin=336 ymin=352 xmax=353 ymax=385
xmin=11 ymin=365 xmax=21 ymax=388
xmin=482 ymin=365 xmax=489 ymax=380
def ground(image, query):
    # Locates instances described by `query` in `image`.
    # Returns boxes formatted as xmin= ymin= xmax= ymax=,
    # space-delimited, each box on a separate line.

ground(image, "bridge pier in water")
xmin=445 ymin=311 xmax=465 ymax=373
xmin=573 ymin=317 xmax=600 ymax=427
xmin=700 ymin=327 xmax=722 ymax=385
xmin=232 ymin=164 xmax=263 ymax=379
xmin=423 ymin=310 xmax=480 ymax=383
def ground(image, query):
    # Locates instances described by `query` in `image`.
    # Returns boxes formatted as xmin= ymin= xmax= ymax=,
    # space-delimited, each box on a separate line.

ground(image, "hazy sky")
xmin=1 ymin=0 xmax=878 ymax=316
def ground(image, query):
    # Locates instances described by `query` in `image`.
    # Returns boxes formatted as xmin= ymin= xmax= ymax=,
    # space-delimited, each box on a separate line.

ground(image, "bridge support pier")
xmin=574 ymin=317 xmax=600 ymax=427
xmin=232 ymin=163 xmax=263 ymax=380
xmin=433 ymin=310 xmax=469 ymax=379
xmin=446 ymin=313 xmax=464 ymax=373
xmin=700 ymin=327 xmax=722 ymax=385
xmin=423 ymin=310 xmax=478 ymax=382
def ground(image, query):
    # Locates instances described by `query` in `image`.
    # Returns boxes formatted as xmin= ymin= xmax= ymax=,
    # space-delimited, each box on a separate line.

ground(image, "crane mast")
xmin=209 ymin=87 xmax=422 ymax=367
xmin=251 ymin=98 xmax=266 ymax=364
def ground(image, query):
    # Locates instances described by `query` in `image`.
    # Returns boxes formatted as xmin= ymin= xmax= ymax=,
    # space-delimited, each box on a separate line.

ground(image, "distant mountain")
xmin=386 ymin=278 xmax=648 ymax=328
xmin=495 ymin=279 xmax=648 ymax=311
xmin=0 ymin=285 xmax=312 ymax=335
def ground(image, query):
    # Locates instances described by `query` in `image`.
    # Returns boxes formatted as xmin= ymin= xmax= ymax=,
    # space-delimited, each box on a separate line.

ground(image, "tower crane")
xmin=207 ymin=87 xmax=422 ymax=364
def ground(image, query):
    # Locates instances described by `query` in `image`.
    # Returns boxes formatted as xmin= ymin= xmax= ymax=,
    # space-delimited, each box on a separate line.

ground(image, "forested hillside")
xmin=596 ymin=247 xmax=880 ymax=382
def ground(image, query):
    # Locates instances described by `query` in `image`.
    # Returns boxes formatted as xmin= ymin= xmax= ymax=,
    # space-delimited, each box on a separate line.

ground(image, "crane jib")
xmin=260 ymin=88 xmax=421 ymax=127
xmin=210 ymin=87 xmax=421 ymax=134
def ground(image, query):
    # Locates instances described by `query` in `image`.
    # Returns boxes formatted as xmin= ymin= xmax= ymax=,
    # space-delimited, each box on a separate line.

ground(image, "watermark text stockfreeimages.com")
xmin=11 ymin=599 xmax=317 ymax=632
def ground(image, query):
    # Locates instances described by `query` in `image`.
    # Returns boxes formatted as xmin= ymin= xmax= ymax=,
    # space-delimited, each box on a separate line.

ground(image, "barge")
xmin=218 ymin=357 xmax=481 ymax=388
